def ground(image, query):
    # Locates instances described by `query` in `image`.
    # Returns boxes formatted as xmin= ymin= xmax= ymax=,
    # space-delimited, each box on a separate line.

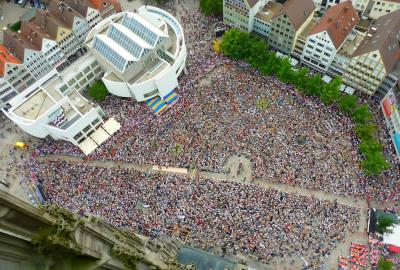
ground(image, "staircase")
xmin=145 ymin=96 xmax=168 ymax=115
xmin=145 ymin=90 xmax=179 ymax=115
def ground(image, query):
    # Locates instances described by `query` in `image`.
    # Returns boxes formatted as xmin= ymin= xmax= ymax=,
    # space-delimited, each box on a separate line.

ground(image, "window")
xmin=76 ymin=72 xmax=83 ymax=80
xmin=74 ymin=132 xmax=83 ymax=140
xmin=91 ymin=118 xmax=100 ymax=126
xmin=83 ymin=125 xmax=91 ymax=133
xmin=68 ymin=79 xmax=76 ymax=86
xmin=59 ymin=85 xmax=68 ymax=93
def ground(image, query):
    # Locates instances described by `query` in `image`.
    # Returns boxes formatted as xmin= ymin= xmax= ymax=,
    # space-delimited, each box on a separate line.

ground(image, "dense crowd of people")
xmin=34 ymin=1 xmax=400 ymax=203
xmin=35 ymin=159 xmax=359 ymax=267
xmin=26 ymin=1 xmax=400 ymax=269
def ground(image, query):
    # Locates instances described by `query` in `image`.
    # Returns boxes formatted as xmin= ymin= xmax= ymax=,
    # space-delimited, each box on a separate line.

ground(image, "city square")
xmin=0 ymin=0 xmax=400 ymax=269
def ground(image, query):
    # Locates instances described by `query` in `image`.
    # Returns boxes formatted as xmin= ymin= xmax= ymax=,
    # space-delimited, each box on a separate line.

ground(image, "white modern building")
xmin=2 ymin=53 xmax=120 ymax=155
xmin=85 ymin=6 xmax=186 ymax=114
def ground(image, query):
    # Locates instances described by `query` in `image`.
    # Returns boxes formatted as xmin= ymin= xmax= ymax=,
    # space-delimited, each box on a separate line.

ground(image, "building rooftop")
xmin=48 ymin=0 xmax=83 ymax=29
xmin=89 ymin=0 xmax=122 ymax=13
xmin=0 ymin=45 xmax=21 ymax=77
xmin=309 ymin=1 xmax=360 ymax=49
xmin=272 ymin=0 xmax=316 ymax=30
xmin=3 ymin=29 xmax=39 ymax=61
xmin=338 ymin=30 xmax=365 ymax=58
xmin=255 ymin=1 xmax=282 ymax=22
xmin=13 ymin=89 xmax=56 ymax=120
xmin=353 ymin=9 xmax=400 ymax=72
xmin=21 ymin=21 xmax=54 ymax=50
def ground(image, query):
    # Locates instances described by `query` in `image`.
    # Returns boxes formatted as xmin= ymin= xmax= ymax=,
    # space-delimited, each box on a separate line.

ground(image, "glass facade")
xmin=122 ymin=14 xmax=160 ymax=46
xmin=93 ymin=37 xmax=127 ymax=71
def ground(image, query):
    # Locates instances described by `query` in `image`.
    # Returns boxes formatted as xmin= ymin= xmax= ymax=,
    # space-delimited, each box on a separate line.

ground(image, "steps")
xmin=145 ymin=90 xmax=179 ymax=115
xmin=145 ymin=96 xmax=168 ymax=115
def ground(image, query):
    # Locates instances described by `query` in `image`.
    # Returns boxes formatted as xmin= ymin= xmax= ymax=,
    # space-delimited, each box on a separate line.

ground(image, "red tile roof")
xmin=89 ymin=0 xmax=121 ymax=13
xmin=0 ymin=45 xmax=21 ymax=77
xmin=309 ymin=1 xmax=359 ymax=49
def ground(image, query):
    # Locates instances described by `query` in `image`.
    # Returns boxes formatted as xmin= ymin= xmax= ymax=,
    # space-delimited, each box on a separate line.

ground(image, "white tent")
xmin=383 ymin=224 xmax=400 ymax=247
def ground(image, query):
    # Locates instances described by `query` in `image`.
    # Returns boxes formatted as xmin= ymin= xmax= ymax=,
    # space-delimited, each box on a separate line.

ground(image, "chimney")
xmin=344 ymin=6 xmax=349 ymax=13
xmin=328 ymin=17 xmax=333 ymax=23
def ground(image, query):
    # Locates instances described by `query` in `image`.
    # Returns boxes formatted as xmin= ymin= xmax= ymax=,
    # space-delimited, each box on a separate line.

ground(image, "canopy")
xmin=383 ymin=224 xmax=400 ymax=247
xmin=102 ymin=117 xmax=121 ymax=135
xmin=78 ymin=137 xmax=98 ymax=156
xmin=383 ymin=98 xmax=393 ymax=118
xmin=388 ymin=245 xmax=400 ymax=253
xmin=90 ymin=127 xmax=110 ymax=145
xmin=394 ymin=133 xmax=400 ymax=153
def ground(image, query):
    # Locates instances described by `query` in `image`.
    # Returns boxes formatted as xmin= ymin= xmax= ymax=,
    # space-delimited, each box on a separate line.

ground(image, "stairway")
xmin=145 ymin=96 xmax=168 ymax=115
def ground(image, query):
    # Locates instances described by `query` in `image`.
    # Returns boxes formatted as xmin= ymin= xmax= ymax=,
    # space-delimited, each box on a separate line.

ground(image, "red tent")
xmin=388 ymin=245 xmax=400 ymax=253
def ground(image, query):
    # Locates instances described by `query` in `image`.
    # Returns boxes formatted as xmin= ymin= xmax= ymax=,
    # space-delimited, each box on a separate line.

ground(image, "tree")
xmin=221 ymin=29 xmax=253 ymax=60
xmin=339 ymin=94 xmax=358 ymax=115
xmin=353 ymin=104 xmax=373 ymax=125
xmin=321 ymin=77 xmax=341 ymax=105
xmin=9 ymin=21 xmax=21 ymax=32
xmin=378 ymin=258 xmax=394 ymax=270
xmin=377 ymin=216 xmax=397 ymax=234
xmin=359 ymin=139 xmax=383 ymax=156
xmin=276 ymin=58 xmax=293 ymax=83
xmin=88 ymin=80 xmax=108 ymax=101
xmin=292 ymin=67 xmax=309 ymax=91
xmin=356 ymin=124 xmax=377 ymax=141
xmin=361 ymin=152 xmax=390 ymax=176
xmin=304 ymin=74 xmax=324 ymax=96
xmin=200 ymin=0 xmax=223 ymax=16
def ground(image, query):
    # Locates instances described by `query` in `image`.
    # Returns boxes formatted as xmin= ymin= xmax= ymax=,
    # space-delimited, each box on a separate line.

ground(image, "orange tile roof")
xmin=0 ymin=45 xmax=21 ymax=77
xmin=89 ymin=0 xmax=121 ymax=12
xmin=309 ymin=1 xmax=359 ymax=49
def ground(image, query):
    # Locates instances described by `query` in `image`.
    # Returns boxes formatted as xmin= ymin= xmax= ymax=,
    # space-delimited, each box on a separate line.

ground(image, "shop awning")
xmin=102 ymin=117 xmax=121 ymax=135
xmin=78 ymin=137 xmax=98 ymax=156
xmin=90 ymin=127 xmax=110 ymax=145
xmin=388 ymin=245 xmax=400 ymax=253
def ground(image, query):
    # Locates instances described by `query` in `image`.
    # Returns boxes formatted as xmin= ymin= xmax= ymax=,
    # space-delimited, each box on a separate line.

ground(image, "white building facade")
xmin=1 ymin=53 xmax=118 ymax=155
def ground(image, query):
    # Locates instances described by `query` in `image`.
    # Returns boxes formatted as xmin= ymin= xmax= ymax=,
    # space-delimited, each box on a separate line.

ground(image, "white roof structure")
xmin=79 ymin=137 xmax=98 ymax=156
xmin=102 ymin=117 xmax=121 ymax=135
xmin=91 ymin=11 xmax=168 ymax=72
xmin=383 ymin=224 xmax=400 ymax=247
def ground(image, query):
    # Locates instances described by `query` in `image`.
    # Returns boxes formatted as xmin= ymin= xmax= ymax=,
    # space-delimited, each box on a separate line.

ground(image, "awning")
xmin=383 ymin=98 xmax=393 ymax=118
xmin=322 ymin=75 xmax=332 ymax=83
xmin=383 ymin=224 xmax=400 ymax=247
xmin=394 ymin=133 xmax=400 ymax=153
xmin=102 ymin=117 xmax=121 ymax=135
xmin=78 ymin=137 xmax=98 ymax=156
xmin=90 ymin=127 xmax=110 ymax=145
xmin=388 ymin=245 xmax=400 ymax=253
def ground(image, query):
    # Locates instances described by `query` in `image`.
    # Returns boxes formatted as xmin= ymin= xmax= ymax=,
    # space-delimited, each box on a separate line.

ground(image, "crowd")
xmin=24 ymin=1 xmax=400 ymax=269
xmin=34 ymin=159 xmax=359 ymax=267
xmin=33 ymin=2 xmax=400 ymax=203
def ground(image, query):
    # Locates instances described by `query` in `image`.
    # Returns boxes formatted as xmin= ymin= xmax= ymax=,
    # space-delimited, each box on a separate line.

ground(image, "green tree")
xmin=352 ymin=104 xmax=373 ymax=124
xmin=359 ymin=139 xmax=383 ymax=156
xmin=361 ymin=152 xmax=390 ymax=176
xmin=339 ymin=94 xmax=358 ymax=115
xmin=221 ymin=29 xmax=253 ymax=60
xmin=378 ymin=258 xmax=394 ymax=270
xmin=88 ymin=80 xmax=108 ymax=101
xmin=356 ymin=124 xmax=377 ymax=141
xmin=321 ymin=77 xmax=341 ymax=105
xmin=292 ymin=67 xmax=309 ymax=91
xmin=377 ymin=216 xmax=397 ymax=234
xmin=199 ymin=0 xmax=223 ymax=16
xmin=276 ymin=58 xmax=293 ymax=83
xmin=304 ymin=74 xmax=324 ymax=96
xmin=247 ymin=39 xmax=269 ymax=69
